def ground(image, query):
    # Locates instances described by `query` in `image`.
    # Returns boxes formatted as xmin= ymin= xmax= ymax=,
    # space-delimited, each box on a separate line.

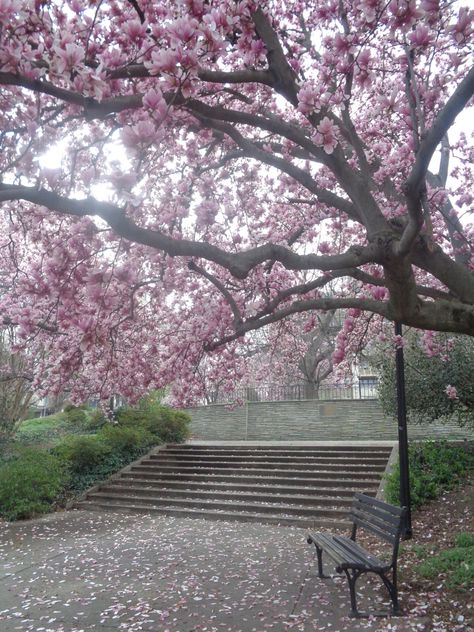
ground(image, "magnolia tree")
xmin=0 ymin=0 xmax=473 ymax=406
xmin=243 ymin=310 xmax=342 ymax=396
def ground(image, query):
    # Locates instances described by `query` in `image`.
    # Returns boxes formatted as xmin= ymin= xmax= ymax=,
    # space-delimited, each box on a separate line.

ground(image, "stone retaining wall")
xmin=186 ymin=399 xmax=474 ymax=441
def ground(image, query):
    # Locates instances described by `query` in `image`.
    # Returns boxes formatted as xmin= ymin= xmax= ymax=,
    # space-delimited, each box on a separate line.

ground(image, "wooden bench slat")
xmin=351 ymin=515 xmax=397 ymax=544
xmin=350 ymin=500 xmax=402 ymax=528
xmin=308 ymin=533 xmax=346 ymax=563
xmin=333 ymin=536 xmax=386 ymax=570
xmin=350 ymin=507 xmax=400 ymax=540
xmin=354 ymin=492 xmax=404 ymax=516
xmin=313 ymin=534 xmax=363 ymax=567
xmin=308 ymin=533 xmax=387 ymax=570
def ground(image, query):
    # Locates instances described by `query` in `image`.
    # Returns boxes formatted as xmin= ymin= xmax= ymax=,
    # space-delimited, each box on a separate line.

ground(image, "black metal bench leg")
xmin=380 ymin=572 xmax=401 ymax=616
xmin=344 ymin=569 xmax=362 ymax=618
xmin=316 ymin=546 xmax=325 ymax=578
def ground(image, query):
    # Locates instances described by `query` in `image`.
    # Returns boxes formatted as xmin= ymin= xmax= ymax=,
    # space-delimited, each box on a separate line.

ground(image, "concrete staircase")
xmin=76 ymin=443 xmax=394 ymax=528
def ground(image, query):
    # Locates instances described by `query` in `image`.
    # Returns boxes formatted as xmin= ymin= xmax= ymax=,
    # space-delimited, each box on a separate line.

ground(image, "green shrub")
xmin=70 ymin=452 xmax=134 ymax=494
xmin=53 ymin=435 xmax=111 ymax=473
xmin=85 ymin=408 xmax=108 ymax=430
xmin=115 ymin=407 xmax=143 ymax=426
xmin=98 ymin=424 xmax=156 ymax=456
xmin=145 ymin=409 xmax=190 ymax=443
xmin=64 ymin=403 xmax=89 ymax=412
xmin=63 ymin=406 xmax=88 ymax=427
xmin=417 ymin=535 xmax=474 ymax=590
xmin=0 ymin=448 xmax=68 ymax=521
xmin=115 ymin=404 xmax=190 ymax=443
xmin=385 ymin=441 xmax=473 ymax=509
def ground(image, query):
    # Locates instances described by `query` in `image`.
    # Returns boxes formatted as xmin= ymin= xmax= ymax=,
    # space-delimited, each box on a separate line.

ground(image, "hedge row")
xmin=0 ymin=404 xmax=190 ymax=521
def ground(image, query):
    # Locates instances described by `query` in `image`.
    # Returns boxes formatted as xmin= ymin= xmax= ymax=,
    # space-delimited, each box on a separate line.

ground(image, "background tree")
xmin=243 ymin=310 xmax=341 ymax=399
xmin=376 ymin=330 xmax=474 ymax=427
xmin=0 ymin=331 xmax=34 ymax=440
xmin=0 ymin=1 xmax=473 ymax=405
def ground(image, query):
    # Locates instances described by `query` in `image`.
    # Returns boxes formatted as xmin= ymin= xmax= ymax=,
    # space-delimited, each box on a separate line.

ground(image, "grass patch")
xmin=416 ymin=533 xmax=474 ymax=590
xmin=14 ymin=412 xmax=87 ymax=446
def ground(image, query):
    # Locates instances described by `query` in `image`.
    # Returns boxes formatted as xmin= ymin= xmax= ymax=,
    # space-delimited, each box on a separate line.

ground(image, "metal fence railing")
xmin=205 ymin=381 xmax=378 ymax=405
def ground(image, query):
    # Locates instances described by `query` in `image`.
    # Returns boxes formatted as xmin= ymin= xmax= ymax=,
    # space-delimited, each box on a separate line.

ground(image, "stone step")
xmin=82 ymin=491 xmax=350 ymax=519
xmin=113 ymin=476 xmax=378 ymax=496
xmin=163 ymin=448 xmax=392 ymax=458
xmin=170 ymin=444 xmax=392 ymax=452
xmin=121 ymin=470 xmax=381 ymax=487
xmin=153 ymin=454 xmax=389 ymax=465
xmin=130 ymin=464 xmax=382 ymax=479
xmin=77 ymin=443 xmax=392 ymax=527
xmin=145 ymin=458 xmax=386 ymax=471
xmin=98 ymin=483 xmax=356 ymax=506
xmin=75 ymin=500 xmax=350 ymax=529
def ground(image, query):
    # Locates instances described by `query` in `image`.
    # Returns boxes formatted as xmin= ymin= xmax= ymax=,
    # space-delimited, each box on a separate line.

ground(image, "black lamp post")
xmin=394 ymin=321 xmax=412 ymax=539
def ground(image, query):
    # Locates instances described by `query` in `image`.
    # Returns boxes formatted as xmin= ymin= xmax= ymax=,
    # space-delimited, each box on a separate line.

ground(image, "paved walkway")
xmin=0 ymin=510 xmax=428 ymax=631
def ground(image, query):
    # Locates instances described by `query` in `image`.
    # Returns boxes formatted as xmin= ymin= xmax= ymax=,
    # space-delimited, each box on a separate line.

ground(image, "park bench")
xmin=307 ymin=492 xmax=407 ymax=618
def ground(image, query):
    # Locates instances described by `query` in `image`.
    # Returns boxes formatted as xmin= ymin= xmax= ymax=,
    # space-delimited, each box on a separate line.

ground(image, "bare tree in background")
xmin=297 ymin=311 xmax=339 ymax=399
xmin=0 ymin=330 xmax=33 ymax=440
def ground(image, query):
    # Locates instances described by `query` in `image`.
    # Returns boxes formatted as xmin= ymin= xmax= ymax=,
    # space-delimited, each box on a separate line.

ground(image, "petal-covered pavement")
xmin=0 ymin=509 xmax=446 ymax=631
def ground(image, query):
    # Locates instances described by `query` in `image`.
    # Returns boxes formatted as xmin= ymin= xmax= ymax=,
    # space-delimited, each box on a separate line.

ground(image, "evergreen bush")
xmin=0 ymin=448 xmax=68 ymax=521
xmin=53 ymin=435 xmax=111 ymax=473
xmin=63 ymin=406 xmax=88 ymax=427
xmin=385 ymin=441 xmax=473 ymax=509
xmin=98 ymin=424 xmax=156 ymax=456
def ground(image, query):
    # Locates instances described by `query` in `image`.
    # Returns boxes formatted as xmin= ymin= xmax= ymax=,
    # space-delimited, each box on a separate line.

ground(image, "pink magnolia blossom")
xmin=313 ymin=116 xmax=338 ymax=154
xmin=0 ymin=0 xmax=20 ymax=25
xmin=121 ymin=120 xmax=160 ymax=147
xmin=393 ymin=335 xmax=405 ymax=349
xmin=445 ymin=384 xmax=458 ymax=400
xmin=54 ymin=42 xmax=84 ymax=73
xmin=168 ymin=16 xmax=199 ymax=43
xmin=123 ymin=19 xmax=147 ymax=42
xmin=448 ymin=7 xmax=474 ymax=44
xmin=371 ymin=286 xmax=387 ymax=300
xmin=409 ymin=24 xmax=433 ymax=49
xmin=297 ymin=82 xmax=322 ymax=114
xmin=142 ymin=88 xmax=169 ymax=123
xmin=356 ymin=0 xmax=380 ymax=23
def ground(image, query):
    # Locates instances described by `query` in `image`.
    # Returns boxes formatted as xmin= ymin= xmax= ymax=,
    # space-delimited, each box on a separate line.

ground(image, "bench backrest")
xmin=349 ymin=493 xmax=407 ymax=560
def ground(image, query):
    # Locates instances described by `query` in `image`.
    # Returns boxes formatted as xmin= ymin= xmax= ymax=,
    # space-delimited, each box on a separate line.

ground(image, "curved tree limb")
xmin=0 ymin=182 xmax=380 ymax=278
xmin=398 ymin=65 xmax=474 ymax=257
xmin=205 ymin=296 xmax=390 ymax=350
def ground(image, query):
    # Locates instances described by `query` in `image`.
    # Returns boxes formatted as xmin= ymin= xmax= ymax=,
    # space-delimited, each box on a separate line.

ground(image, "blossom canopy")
xmin=0 ymin=0 xmax=473 ymax=405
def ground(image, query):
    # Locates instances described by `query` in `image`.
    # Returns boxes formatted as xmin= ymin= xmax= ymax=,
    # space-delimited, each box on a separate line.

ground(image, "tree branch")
xmin=106 ymin=64 xmax=276 ymax=88
xmin=192 ymin=114 xmax=362 ymax=222
xmin=398 ymin=65 xmax=474 ymax=257
xmin=205 ymin=296 xmax=389 ymax=350
xmin=188 ymin=261 xmax=243 ymax=328
xmin=251 ymin=8 xmax=299 ymax=105
xmin=0 ymin=72 xmax=143 ymax=117
xmin=408 ymin=66 xmax=474 ymax=197
xmin=126 ymin=0 xmax=145 ymax=23
xmin=0 ymin=182 xmax=380 ymax=278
